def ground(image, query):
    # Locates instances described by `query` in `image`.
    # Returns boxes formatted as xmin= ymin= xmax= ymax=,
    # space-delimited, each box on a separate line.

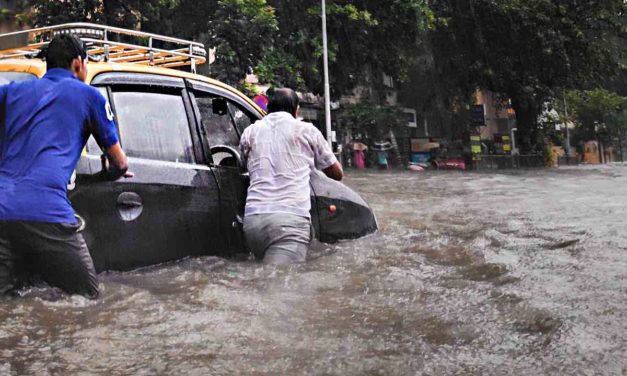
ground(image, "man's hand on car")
xmin=99 ymin=143 xmax=131 ymax=181
xmin=103 ymin=143 xmax=135 ymax=180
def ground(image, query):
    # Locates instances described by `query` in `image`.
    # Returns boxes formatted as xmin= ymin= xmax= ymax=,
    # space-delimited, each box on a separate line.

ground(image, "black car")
xmin=0 ymin=23 xmax=378 ymax=272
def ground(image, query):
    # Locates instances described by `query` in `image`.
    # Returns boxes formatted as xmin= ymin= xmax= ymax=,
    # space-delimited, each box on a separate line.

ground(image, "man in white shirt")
xmin=240 ymin=88 xmax=343 ymax=264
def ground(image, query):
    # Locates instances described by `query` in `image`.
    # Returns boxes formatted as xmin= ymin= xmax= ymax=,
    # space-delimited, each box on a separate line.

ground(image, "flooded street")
xmin=1 ymin=164 xmax=626 ymax=375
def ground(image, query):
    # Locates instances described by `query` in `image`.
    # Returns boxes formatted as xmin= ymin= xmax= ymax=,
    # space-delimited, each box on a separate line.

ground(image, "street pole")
xmin=321 ymin=0 xmax=333 ymax=148
xmin=510 ymin=127 xmax=518 ymax=153
xmin=563 ymin=91 xmax=571 ymax=157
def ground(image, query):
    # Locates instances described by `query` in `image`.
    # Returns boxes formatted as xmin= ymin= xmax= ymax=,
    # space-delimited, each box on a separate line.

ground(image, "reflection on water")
xmin=1 ymin=165 xmax=626 ymax=375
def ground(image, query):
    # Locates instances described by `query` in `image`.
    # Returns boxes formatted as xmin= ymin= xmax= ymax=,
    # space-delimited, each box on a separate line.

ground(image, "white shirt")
xmin=240 ymin=112 xmax=337 ymax=218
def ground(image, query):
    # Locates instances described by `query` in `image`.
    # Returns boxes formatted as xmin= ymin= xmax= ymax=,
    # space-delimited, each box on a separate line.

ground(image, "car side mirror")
xmin=212 ymin=98 xmax=228 ymax=115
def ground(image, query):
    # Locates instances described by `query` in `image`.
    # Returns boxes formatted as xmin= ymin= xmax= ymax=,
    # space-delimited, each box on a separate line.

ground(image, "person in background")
xmin=374 ymin=139 xmax=392 ymax=169
xmin=0 ymin=34 xmax=131 ymax=299
xmin=240 ymin=87 xmax=343 ymax=265
xmin=350 ymin=139 xmax=367 ymax=170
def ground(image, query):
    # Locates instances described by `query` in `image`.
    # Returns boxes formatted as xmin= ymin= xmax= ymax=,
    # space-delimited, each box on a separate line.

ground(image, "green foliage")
xmin=8 ymin=0 xmax=625 ymax=143
xmin=21 ymin=0 xmax=178 ymax=29
xmin=339 ymin=99 xmax=407 ymax=138
xmin=255 ymin=48 xmax=306 ymax=90
xmin=218 ymin=0 xmax=277 ymax=28
xmin=208 ymin=0 xmax=278 ymax=85
xmin=21 ymin=0 xmax=103 ymax=26
xmin=307 ymin=4 xmax=378 ymax=26
xmin=264 ymin=0 xmax=432 ymax=95
xmin=428 ymin=0 xmax=626 ymax=150
xmin=543 ymin=141 xmax=556 ymax=167
xmin=239 ymin=81 xmax=261 ymax=97
xmin=14 ymin=0 xmax=433 ymax=97
xmin=566 ymin=88 xmax=627 ymax=140
xmin=392 ymin=0 xmax=435 ymax=30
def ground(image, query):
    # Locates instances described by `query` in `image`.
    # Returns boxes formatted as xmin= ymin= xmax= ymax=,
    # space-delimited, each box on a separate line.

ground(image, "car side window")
xmin=227 ymin=101 xmax=258 ymax=136
xmin=113 ymin=90 xmax=195 ymax=164
xmin=195 ymin=95 xmax=240 ymax=148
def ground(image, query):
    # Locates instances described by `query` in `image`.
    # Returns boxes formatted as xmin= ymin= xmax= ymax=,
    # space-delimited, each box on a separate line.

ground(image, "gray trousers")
xmin=0 ymin=220 xmax=98 ymax=298
xmin=243 ymin=213 xmax=312 ymax=265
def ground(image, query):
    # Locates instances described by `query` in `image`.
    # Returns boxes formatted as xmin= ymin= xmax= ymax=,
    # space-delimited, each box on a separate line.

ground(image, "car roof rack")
xmin=0 ymin=22 xmax=207 ymax=73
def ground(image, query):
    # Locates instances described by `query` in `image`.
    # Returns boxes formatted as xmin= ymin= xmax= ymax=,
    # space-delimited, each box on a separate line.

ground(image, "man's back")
xmin=241 ymin=111 xmax=337 ymax=218
xmin=0 ymin=68 xmax=115 ymax=223
xmin=0 ymin=33 xmax=128 ymax=299
xmin=240 ymin=87 xmax=341 ymax=265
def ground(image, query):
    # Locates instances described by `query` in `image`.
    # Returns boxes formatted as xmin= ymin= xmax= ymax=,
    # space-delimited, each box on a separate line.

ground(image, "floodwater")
xmin=1 ymin=165 xmax=626 ymax=375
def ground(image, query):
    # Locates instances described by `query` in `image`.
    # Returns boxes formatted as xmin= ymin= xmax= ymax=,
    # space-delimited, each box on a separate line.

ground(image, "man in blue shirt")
xmin=0 ymin=34 xmax=130 ymax=298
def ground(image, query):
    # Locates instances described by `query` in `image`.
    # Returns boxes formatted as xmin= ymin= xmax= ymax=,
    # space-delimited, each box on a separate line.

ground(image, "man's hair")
xmin=266 ymin=87 xmax=299 ymax=115
xmin=45 ymin=34 xmax=87 ymax=70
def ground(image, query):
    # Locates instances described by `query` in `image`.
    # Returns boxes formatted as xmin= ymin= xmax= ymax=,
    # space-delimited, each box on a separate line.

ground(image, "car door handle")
xmin=118 ymin=199 xmax=142 ymax=207
xmin=117 ymin=192 xmax=143 ymax=221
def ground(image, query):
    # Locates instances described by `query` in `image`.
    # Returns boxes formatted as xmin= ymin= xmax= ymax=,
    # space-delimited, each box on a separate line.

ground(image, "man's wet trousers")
xmin=0 ymin=221 xmax=98 ymax=298
xmin=243 ymin=213 xmax=312 ymax=265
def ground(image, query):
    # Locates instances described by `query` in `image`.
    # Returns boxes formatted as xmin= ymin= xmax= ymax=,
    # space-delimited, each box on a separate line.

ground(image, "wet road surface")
xmin=1 ymin=164 xmax=625 ymax=375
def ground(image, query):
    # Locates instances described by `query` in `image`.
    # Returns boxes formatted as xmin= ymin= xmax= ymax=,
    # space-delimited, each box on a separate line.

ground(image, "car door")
xmin=187 ymin=80 xmax=262 ymax=255
xmin=69 ymin=73 xmax=224 ymax=271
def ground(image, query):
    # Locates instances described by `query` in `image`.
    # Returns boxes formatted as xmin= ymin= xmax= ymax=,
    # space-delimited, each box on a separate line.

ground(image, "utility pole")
xmin=321 ymin=0 xmax=332 ymax=148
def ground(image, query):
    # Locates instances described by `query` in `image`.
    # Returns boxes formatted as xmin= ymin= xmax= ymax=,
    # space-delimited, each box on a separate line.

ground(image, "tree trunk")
xmin=510 ymin=95 xmax=539 ymax=153
xmin=423 ymin=36 xmax=452 ymax=141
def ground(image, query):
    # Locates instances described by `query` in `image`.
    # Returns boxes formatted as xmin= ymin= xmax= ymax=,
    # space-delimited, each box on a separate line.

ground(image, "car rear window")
xmin=113 ymin=91 xmax=195 ymax=164
xmin=0 ymin=72 xmax=37 ymax=84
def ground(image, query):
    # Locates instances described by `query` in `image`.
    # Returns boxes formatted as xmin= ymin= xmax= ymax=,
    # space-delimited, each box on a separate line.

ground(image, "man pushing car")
xmin=240 ymin=88 xmax=343 ymax=265
xmin=0 ymin=34 xmax=131 ymax=298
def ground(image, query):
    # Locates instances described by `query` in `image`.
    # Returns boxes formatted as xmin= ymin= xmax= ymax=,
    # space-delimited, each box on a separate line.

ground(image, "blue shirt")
xmin=0 ymin=68 xmax=119 ymax=223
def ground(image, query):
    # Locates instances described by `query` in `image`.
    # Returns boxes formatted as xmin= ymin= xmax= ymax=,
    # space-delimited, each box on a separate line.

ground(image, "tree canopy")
xmin=10 ymin=0 xmax=627 ymax=149
xmin=565 ymin=89 xmax=627 ymax=143
xmin=17 ymin=0 xmax=433 ymax=93
xmin=427 ymin=0 xmax=626 ymax=150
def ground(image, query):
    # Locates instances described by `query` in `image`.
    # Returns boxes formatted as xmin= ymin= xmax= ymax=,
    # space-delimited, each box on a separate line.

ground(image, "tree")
xmin=207 ymin=0 xmax=278 ymax=86
xmin=428 ymin=0 xmax=626 ymax=151
xmin=15 ymin=0 xmax=435 ymax=97
xmin=263 ymin=0 xmax=433 ymax=97
xmin=17 ymin=0 xmax=278 ymax=89
xmin=565 ymin=89 xmax=627 ymax=143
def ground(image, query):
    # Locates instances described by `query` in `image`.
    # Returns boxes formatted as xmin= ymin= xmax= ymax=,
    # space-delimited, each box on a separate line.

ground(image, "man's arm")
xmin=310 ymin=126 xmax=344 ymax=181
xmin=323 ymin=161 xmax=343 ymax=181
xmin=87 ymin=88 xmax=132 ymax=180
xmin=239 ymin=126 xmax=250 ymax=168
xmin=103 ymin=142 xmax=132 ymax=180
xmin=79 ymin=143 xmax=131 ymax=183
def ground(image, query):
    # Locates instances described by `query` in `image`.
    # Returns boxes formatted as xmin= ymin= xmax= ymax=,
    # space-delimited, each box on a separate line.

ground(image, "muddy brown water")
xmin=1 ymin=165 xmax=625 ymax=375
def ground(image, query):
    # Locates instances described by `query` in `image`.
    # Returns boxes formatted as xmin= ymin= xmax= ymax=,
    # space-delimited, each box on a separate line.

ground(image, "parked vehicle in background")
xmin=0 ymin=23 xmax=378 ymax=272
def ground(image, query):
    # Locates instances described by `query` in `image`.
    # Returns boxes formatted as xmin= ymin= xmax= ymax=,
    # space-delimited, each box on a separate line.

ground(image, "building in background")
xmin=473 ymin=90 xmax=517 ymax=155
